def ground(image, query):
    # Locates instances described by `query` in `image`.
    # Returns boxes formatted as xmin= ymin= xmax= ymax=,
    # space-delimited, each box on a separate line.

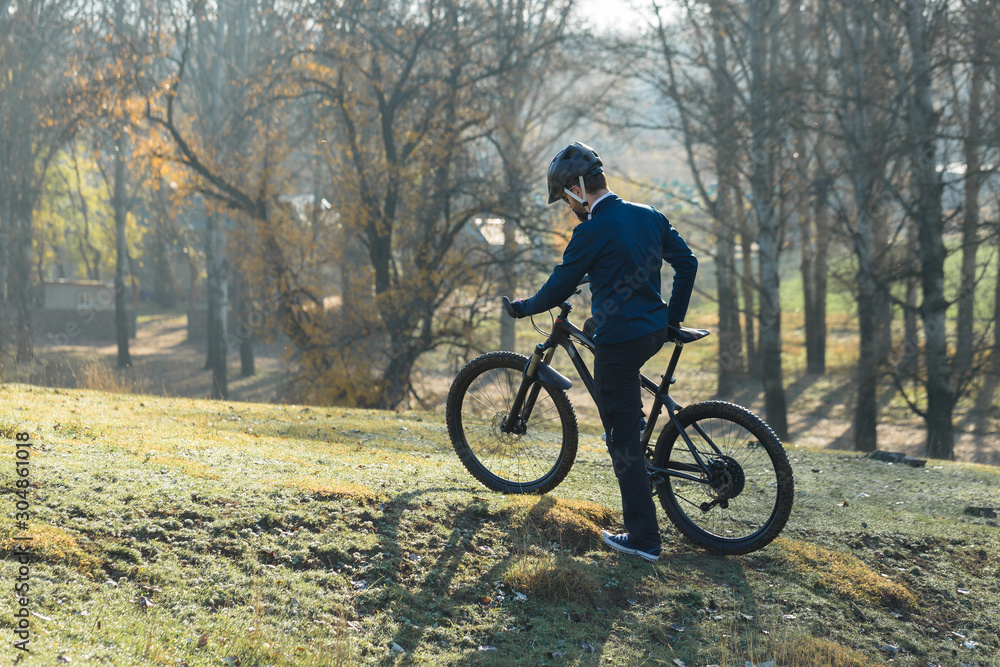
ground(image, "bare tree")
xmin=202 ymin=0 xmax=228 ymax=398
xmin=747 ymin=0 xmax=788 ymax=437
xmin=0 ymin=0 xmax=87 ymax=371
xmin=821 ymin=0 xmax=903 ymax=451
xmin=642 ymin=0 xmax=747 ymax=394
xmin=298 ymin=0 xmax=580 ymax=407
xmin=948 ymin=0 xmax=997 ymax=385
xmin=112 ymin=134 xmax=132 ymax=368
xmin=898 ymin=0 xmax=956 ymax=458
xmin=791 ymin=2 xmax=833 ymax=376
xmin=149 ymin=0 xmax=293 ymax=396
xmin=488 ymin=9 xmax=581 ymax=354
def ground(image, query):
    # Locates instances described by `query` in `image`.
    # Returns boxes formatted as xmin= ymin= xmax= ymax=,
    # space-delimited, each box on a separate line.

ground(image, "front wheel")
xmin=651 ymin=401 xmax=793 ymax=555
xmin=446 ymin=351 xmax=578 ymax=494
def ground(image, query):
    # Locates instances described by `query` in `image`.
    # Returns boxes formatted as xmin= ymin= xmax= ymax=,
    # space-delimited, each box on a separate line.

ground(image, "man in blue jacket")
xmin=507 ymin=142 xmax=698 ymax=561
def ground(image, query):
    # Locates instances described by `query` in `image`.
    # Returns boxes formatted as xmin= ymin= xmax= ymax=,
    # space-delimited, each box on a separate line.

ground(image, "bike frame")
xmin=501 ymin=300 xmax=726 ymax=486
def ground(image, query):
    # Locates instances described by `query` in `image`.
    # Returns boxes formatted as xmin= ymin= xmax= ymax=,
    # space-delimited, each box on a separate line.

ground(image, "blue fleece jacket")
xmin=518 ymin=194 xmax=698 ymax=345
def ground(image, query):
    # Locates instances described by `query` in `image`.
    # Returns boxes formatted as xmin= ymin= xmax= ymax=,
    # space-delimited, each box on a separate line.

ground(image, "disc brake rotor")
xmin=707 ymin=455 xmax=746 ymax=501
xmin=492 ymin=412 xmax=524 ymax=445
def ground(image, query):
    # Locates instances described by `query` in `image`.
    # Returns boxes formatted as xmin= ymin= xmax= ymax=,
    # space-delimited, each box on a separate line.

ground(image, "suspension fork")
xmin=501 ymin=342 xmax=556 ymax=434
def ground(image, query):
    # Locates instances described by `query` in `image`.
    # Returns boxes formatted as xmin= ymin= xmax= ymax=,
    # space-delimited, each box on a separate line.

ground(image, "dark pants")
xmin=593 ymin=326 xmax=669 ymax=549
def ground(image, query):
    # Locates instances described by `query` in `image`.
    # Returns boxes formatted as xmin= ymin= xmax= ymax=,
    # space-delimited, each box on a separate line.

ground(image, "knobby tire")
xmin=652 ymin=401 xmax=794 ymax=555
xmin=446 ymin=351 xmax=578 ymax=494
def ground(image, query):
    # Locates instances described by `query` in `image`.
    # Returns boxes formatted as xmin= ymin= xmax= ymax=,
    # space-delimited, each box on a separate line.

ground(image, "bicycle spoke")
xmin=447 ymin=351 xmax=578 ymax=495
xmin=656 ymin=403 xmax=792 ymax=553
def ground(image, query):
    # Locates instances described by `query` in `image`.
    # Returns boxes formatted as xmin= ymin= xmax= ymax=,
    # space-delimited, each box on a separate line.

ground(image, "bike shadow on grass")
xmin=367 ymin=488 xmax=754 ymax=665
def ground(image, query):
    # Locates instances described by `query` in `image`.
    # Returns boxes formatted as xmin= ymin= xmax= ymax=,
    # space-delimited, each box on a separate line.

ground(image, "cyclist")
xmin=506 ymin=142 xmax=698 ymax=561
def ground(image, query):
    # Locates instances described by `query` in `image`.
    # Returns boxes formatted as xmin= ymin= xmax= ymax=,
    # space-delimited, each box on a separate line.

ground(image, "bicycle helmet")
xmin=546 ymin=142 xmax=604 ymax=204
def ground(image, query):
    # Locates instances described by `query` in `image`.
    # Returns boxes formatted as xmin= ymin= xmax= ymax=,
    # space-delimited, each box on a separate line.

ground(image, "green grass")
xmin=1 ymin=384 xmax=999 ymax=665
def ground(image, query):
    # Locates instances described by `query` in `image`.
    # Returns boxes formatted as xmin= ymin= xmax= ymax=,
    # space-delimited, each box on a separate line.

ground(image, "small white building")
xmin=43 ymin=280 xmax=115 ymax=311
xmin=36 ymin=280 xmax=124 ymax=341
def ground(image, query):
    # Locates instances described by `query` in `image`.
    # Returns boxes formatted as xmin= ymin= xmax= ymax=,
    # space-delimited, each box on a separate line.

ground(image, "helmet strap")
xmin=563 ymin=175 xmax=589 ymax=208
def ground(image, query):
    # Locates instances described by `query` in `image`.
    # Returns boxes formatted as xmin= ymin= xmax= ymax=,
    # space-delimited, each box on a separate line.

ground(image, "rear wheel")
xmin=651 ymin=401 xmax=793 ymax=554
xmin=446 ymin=352 xmax=578 ymax=494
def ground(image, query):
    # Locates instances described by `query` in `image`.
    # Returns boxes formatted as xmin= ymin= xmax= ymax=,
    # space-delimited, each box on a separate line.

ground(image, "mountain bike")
xmin=445 ymin=294 xmax=794 ymax=555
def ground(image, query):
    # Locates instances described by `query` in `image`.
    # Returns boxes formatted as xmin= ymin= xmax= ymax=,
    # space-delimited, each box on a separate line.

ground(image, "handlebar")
xmin=502 ymin=297 xmax=708 ymax=344
xmin=504 ymin=276 xmax=587 ymax=319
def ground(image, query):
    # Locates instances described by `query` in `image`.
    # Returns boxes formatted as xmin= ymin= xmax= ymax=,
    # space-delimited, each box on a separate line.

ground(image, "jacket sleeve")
xmin=661 ymin=217 xmax=698 ymax=324
xmin=520 ymin=227 xmax=595 ymax=316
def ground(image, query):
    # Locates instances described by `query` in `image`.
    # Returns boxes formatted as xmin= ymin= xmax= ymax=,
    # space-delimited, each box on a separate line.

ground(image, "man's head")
xmin=546 ymin=141 xmax=605 ymax=206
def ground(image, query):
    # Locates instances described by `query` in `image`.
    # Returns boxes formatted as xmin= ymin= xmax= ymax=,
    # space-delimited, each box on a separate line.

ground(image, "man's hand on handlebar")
xmin=502 ymin=296 xmax=529 ymax=319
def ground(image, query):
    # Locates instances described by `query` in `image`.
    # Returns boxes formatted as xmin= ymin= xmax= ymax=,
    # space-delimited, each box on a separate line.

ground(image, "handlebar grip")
xmin=502 ymin=296 xmax=517 ymax=318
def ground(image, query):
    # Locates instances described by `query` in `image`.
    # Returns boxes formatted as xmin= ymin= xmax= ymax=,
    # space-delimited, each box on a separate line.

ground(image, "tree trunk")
xmin=955 ymin=50 xmax=983 ymax=384
xmin=12 ymin=195 xmax=33 ymax=365
xmin=240 ymin=332 xmax=254 ymax=377
xmin=749 ymin=0 xmax=787 ymax=438
xmin=740 ymin=219 xmax=757 ymax=371
xmin=807 ymin=169 xmax=830 ymax=374
xmin=380 ymin=347 xmax=417 ymax=410
xmin=850 ymin=173 xmax=893 ymax=451
xmin=830 ymin=0 xmax=896 ymax=452
xmin=500 ymin=218 xmax=517 ymax=351
xmin=906 ymin=0 xmax=953 ymax=459
xmin=715 ymin=208 xmax=743 ymax=394
xmin=792 ymin=3 xmax=826 ymax=376
xmin=231 ymin=274 xmax=255 ymax=377
xmin=855 ymin=235 xmax=879 ymax=452
xmin=711 ymin=8 xmax=744 ymax=393
xmin=205 ymin=273 xmax=216 ymax=369
xmin=114 ymin=135 xmax=132 ymax=368
xmin=152 ymin=224 xmax=176 ymax=308
xmin=902 ymin=227 xmax=920 ymax=377
xmin=994 ymin=234 xmax=1000 ymax=374
xmin=0 ymin=175 xmax=9 ymax=379
xmin=798 ymin=195 xmax=818 ymax=371
xmin=206 ymin=212 xmax=228 ymax=399
xmin=204 ymin=2 xmax=228 ymax=400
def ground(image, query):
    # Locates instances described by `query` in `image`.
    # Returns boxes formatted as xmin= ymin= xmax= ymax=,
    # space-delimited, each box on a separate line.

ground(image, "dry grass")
xmin=701 ymin=602 xmax=878 ymax=667
xmin=503 ymin=494 xmax=616 ymax=553
xmin=771 ymin=635 xmax=876 ymax=667
xmin=0 ymin=522 xmax=101 ymax=574
xmin=149 ymin=455 xmax=222 ymax=480
xmin=773 ymin=538 xmax=918 ymax=610
xmin=502 ymin=553 xmax=601 ymax=605
xmin=72 ymin=358 xmax=150 ymax=394
xmin=288 ymin=477 xmax=382 ymax=504
xmin=498 ymin=495 xmax=613 ymax=606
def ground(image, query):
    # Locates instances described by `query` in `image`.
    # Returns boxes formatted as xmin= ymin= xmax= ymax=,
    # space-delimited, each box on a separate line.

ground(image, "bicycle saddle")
xmin=668 ymin=326 xmax=711 ymax=344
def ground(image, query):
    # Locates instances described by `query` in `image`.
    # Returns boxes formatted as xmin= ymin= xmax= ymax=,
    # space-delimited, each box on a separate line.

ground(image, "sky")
xmin=578 ymin=0 xmax=657 ymax=34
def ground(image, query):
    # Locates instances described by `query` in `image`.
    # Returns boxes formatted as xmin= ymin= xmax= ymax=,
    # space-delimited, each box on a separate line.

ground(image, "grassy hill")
xmin=1 ymin=383 xmax=998 ymax=666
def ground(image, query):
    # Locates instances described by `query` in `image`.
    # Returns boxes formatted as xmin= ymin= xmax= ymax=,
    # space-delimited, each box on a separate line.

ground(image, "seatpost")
xmin=659 ymin=341 xmax=684 ymax=399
